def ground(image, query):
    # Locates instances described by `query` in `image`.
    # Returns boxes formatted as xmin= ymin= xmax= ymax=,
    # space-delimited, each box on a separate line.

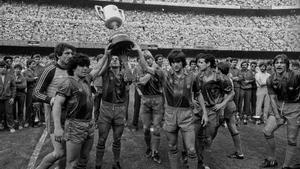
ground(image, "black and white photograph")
xmin=0 ymin=0 xmax=300 ymax=169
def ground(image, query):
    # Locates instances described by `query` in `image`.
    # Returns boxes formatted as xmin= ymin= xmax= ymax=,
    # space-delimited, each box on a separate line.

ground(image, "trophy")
xmin=95 ymin=4 xmax=135 ymax=56
xmin=95 ymin=5 xmax=125 ymax=30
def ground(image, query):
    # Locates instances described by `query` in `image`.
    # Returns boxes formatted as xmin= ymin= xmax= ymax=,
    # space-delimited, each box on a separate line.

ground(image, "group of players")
xmin=32 ymin=40 xmax=299 ymax=169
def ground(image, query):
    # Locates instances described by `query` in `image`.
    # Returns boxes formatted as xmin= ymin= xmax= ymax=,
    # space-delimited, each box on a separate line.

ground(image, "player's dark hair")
xmin=273 ymin=54 xmax=289 ymax=70
xmin=196 ymin=53 xmax=216 ymax=68
xmin=217 ymin=62 xmax=230 ymax=75
xmin=54 ymin=43 xmax=76 ymax=57
xmin=67 ymin=53 xmax=90 ymax=76
xmin=167 ymin=49 xmax=187 ymax=67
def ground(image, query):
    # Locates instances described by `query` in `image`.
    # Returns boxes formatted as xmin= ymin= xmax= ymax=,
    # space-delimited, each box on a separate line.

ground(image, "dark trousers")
xmin=25 ymin=88 xmax=34 ymax=126
xmin=239 ymin=88 xmax=252 ymax=117
xmin=13 ymin=93 xmax=26 ymax=126
xmin=0 ymin=99 xmax=15 ymax=129
xmin=132 ymin=87 xmax=141 ymax=127
xmin=251 ymin=88 xmax=257 ymax=116
xmin=94 ymin=93 xmax=102 ymax=122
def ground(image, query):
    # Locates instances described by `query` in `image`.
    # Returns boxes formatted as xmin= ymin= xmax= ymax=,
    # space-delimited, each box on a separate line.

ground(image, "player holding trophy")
xmin=94 ymin=5 xmax=137 ymax=169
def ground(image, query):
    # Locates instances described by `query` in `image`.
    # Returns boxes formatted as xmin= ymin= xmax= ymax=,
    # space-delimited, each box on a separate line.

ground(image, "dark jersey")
xmin=138 ymin=69 xmax=163 ymax=96
xmin=194 ymin=70 xmax=232 ymax=107
xmin=267 ymin=71 xmax=300 ymax=103
xmin=101 ymin=69 xmax=127 ymax=104
xmin=57 ymin=76 xmax=93 ymax=120
xmin=163 ymin=70 xmax=194 ymax=108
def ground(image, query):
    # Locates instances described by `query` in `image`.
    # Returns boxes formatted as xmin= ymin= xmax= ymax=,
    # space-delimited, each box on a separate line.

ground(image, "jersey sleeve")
xmin=33 ymin=65 xmax=56 ymax=104
xmin=56 ymin=79 xmax=72 ymax=98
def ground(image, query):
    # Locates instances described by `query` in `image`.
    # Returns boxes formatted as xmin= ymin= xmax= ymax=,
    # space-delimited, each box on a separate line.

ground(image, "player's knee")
xmin=287 ymin=138 xmax=297 ymax=146
xmin=97 ymin=136 xmax=106 ymax=147
xmin=113 ymin=136 xmax=121 ymax=145
xmin=52 ymin=150 xmax=65 ymax=159
xmin=168 ymin=144 xmax=178 ymax=154
xmin=263 ymin=132 xmax=274 ymax=139
xmin=187 ymin=147 xmax=197 ymax=159
xmin=231 ymin=132 xmax=239 ymax=137
xmin=151 ymin=126 xmax=161 ymax=137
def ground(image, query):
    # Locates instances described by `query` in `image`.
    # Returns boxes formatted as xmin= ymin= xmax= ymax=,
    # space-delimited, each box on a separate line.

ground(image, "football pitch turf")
xmin=1 ymin=122 xmax=299 ymax=169
xmin=1 ymin=87 xmax=299 ymax=169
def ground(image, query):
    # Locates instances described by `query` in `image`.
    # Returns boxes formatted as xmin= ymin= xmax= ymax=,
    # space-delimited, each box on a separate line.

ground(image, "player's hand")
xmin=104 ymin=44 xmax=112 ymax=57
xmin=212 ymin=103 xmax=223 ymax=111
xmin=192 ymin=99 xmax=200 ymax=108
xmin=54 ymin=127 xmax=64 ymax=143
xmin=9 ymin=98 xmax=14 ymax=104
xmin=201 ymin=113 xmax=208 ymax=127
xmin=50 ymin=97 xmax=55 ymax=106
xmin=276 ymin=117 xmax=285 ymax=125
xmin=131 ymin=41 xmax=142 ymax=52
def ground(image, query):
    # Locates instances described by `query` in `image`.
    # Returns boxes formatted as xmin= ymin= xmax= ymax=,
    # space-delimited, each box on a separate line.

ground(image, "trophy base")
xmin=108 ymin=33 xmax=134 ymax=56
xmin=110 ymin=41 xmax=134 ymax=56
xmin=106 ymin=17 xmax=123 ymax=29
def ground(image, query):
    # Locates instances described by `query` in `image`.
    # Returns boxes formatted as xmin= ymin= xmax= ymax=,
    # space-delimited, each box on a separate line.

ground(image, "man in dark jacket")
xmin=0 ymin=60 xmax=16 ymax=133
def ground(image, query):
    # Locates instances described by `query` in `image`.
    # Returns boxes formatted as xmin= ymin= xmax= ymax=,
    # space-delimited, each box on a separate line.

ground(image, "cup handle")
xmin=119 ymin=9 xmax=125 ymax=21
xmin=95 ymin=5 xmax=105 ymax=21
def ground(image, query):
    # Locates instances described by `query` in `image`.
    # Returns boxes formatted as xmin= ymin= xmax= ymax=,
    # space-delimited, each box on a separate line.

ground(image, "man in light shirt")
xmin=253 ymin=62 xmax=271 ymax=124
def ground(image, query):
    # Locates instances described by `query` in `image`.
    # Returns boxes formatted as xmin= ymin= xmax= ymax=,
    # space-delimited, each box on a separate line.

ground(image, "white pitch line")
xmin=27 ymin=129 xmax=48 ymax=169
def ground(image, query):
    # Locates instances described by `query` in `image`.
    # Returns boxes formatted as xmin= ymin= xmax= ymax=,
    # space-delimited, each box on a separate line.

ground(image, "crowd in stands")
xmin=1 ymin=2 xmax=300 ymax=51
xmin=144 ymin=0 xmax=297 ymax=8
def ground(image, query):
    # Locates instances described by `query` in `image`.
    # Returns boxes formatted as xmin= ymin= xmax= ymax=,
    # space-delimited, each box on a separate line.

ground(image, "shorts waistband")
xmin=66 ymin=119 xmax=94 ymax=128
xmin=141 ymin=95 xmax=163 ymax=99
xmin=67 ymin=118 xmax=93 ymax=123
xmin=101 ymin=100 xmax=126 ymax=107
xmin=166 ymin=105 xmax=191 ymax=111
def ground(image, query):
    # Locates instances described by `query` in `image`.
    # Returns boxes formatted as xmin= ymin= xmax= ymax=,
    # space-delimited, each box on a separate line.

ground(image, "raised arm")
xmin=90 ymin=51 xmax=110 ymax=79
xmin=133 ymin=43 xmax=156 ymax=75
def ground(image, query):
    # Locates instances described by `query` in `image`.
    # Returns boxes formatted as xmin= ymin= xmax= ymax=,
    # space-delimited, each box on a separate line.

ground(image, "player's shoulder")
xmin=42 ymin=64 xmax=56 ymax=74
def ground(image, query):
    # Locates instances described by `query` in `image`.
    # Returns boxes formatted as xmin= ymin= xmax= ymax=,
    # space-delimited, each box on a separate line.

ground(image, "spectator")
xmin=0 ymin=60 xmax=16 ymax=133
xmin=23 ymin=59 xmax=38 ymax=127
xmin=13 ymin=64 xmax=27 ymax=130
xmin=253 ymin=62 xmax=270 ymax=124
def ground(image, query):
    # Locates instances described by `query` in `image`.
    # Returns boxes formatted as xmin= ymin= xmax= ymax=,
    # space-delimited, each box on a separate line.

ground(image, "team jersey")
xmin=194 ymin=69 xmax=232 ymax=107
xmin=101 ymin=69 xmax=127 ymax=104
xmin=33 ymin=63 xmax=68 ymax=104
xmin=267 ymin=70 xmax=300 ymax=103
xmin=56 ymin=76 xmax=93 ymax=120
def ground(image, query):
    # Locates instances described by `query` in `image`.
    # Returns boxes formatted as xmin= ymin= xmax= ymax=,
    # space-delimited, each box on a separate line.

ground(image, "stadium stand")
xmin=1 ymin=1 xmax=300 ymax=52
